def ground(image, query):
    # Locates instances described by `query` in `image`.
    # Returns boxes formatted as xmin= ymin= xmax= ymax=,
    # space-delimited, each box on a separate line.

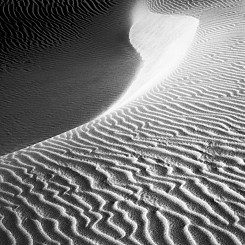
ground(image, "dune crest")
xmin=107 ymin=4 xmax=199 ymax=112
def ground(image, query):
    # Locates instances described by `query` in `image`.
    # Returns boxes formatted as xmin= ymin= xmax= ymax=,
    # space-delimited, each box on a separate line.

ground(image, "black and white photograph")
xmin=0 ymin=0 xmax=245 ymax=244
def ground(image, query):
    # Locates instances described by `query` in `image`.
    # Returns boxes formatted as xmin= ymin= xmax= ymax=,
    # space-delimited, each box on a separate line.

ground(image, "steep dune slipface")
xmin=1 ymin=0 xmax=245 ymax=244
xmin=0 ymin=0 xmax=140 ymax=156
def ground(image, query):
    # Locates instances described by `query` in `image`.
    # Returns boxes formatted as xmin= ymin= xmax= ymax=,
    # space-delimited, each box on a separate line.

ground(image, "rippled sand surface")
xmin=0 ymin=0 xmax=245 ymax=244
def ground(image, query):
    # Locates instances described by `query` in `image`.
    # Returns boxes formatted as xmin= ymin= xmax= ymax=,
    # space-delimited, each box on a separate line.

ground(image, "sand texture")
xmin=0 ymin=0 xmax=245 ymax=244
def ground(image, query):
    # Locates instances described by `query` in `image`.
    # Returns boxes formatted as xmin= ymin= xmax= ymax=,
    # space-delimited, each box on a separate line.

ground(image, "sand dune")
xmin=1 ymin=0 xmax=245 ymax=244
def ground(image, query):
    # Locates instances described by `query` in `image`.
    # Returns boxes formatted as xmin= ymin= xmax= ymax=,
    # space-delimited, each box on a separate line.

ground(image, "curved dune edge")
xmin=106 ymin=5 xmax=199 ymax=113
xmin=0 ymin=3 xmax=199 ymax=156
xmin=0 ymin=0 xmax=140 ymax=157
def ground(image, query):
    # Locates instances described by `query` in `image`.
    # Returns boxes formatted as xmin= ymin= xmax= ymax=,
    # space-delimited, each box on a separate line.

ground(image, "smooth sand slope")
xmin=1 ymin=0 xmax=245 ymax=244
xmin=0 ymin=0 xmax=139 ymax=156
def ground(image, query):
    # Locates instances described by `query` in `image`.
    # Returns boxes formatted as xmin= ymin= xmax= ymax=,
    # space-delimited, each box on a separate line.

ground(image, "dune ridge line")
xmin=106 ymin=2 xmax=199 ymax=113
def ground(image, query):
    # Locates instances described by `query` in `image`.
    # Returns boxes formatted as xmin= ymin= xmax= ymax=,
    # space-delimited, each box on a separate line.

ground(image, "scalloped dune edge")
xmin=106 ymin=4 xmax=199 ymax=113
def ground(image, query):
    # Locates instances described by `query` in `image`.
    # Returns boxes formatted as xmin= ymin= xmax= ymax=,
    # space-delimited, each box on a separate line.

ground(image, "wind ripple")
xmin=1 ymin=0 xmax=245 ymax=244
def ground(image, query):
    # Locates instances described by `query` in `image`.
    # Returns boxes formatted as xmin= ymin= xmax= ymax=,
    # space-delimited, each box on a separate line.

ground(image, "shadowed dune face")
xmin=0 ymin=0 xmax=117 ymax=55
xmin=0 ymin=0 xmax=140 ymax=155
xmin=0 ymin=0 xmax=245 ymax=244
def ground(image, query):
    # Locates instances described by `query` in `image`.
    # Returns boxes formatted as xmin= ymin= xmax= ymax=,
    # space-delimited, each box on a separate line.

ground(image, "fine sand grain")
xmin=0 ymin=0 xmax=245 ymax=244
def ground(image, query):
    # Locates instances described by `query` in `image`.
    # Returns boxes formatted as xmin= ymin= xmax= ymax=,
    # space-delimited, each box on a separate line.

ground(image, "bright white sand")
xmin=106 ymin=2 xmax=199 ymax=112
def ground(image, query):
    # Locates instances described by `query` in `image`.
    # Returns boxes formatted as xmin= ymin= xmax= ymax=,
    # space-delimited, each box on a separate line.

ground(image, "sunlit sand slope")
xmin=1 ymin=0 xmax=245 ymax=244
xmin=108 ymin=11 xmax=199 ymax=111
